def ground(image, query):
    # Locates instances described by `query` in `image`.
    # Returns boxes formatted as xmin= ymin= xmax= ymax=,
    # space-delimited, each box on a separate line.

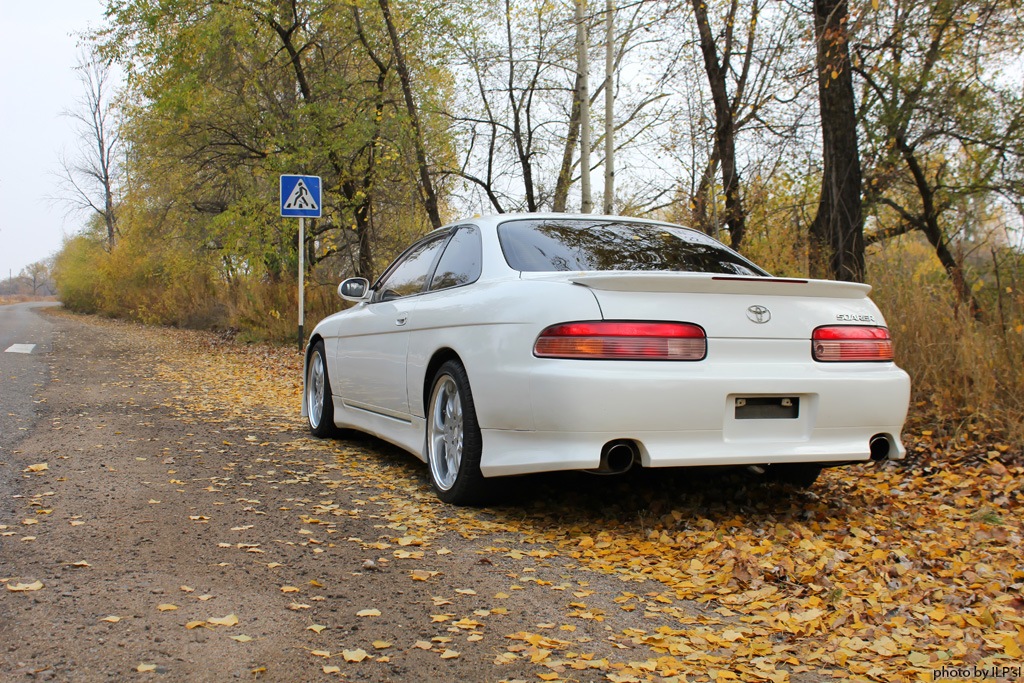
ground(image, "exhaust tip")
xmin=591 ymin=440 xmax=638 ymax=475
xmin=870 ymin=434 xmax=891 ymax=461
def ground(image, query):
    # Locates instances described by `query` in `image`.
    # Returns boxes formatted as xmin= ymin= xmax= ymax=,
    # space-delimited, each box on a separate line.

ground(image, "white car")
xmin=303 ymin=214 xmax=910 ymax=505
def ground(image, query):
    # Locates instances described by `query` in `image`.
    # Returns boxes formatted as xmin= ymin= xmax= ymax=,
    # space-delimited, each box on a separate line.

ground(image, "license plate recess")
xmin=734 ymin=396 xmax=799 ymax=420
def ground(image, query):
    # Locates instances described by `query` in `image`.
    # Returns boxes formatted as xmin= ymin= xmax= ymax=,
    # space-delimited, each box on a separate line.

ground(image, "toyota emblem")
xmin=746 ymin=305 xmax=771 ymax=324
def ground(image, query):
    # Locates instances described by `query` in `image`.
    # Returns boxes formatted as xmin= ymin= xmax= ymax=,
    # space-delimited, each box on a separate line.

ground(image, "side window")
xmin=429 ymin=226 xmax=482 ymax=291
xmin=375 ymin=235 xmax=447 ymax=302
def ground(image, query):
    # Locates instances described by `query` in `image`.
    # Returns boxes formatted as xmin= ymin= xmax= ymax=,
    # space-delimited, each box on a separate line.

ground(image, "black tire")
xmin=769 ymin=463 xmax=823 ymax=488
xmin=306 ymin=341 xmax=338 ymax=438
xmin=425 ymin=360 xmax=489 ymax=505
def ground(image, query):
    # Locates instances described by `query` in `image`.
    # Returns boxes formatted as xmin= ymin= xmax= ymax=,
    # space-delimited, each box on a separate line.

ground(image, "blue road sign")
xmin=280 ymin=175 xmax=322 ymax=218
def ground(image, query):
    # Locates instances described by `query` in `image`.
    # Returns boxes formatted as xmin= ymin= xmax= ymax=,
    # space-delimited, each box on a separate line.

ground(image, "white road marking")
xmin=4 ymin=344 xmax=36 ymax=354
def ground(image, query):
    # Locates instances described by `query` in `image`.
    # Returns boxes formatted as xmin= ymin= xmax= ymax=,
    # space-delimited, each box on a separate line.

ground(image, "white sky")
xmin=0 ymin=0 xmax=114 ymax=282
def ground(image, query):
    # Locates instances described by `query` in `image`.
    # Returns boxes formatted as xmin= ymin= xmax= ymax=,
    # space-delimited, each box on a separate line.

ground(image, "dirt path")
xmin=1 ymin=312 xmax=1021 ymax=683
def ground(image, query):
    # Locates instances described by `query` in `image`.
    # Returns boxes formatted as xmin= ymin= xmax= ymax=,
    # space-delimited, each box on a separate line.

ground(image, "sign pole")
xmin=298 ymin=216 xmax=305 ymax=351
xmin=280 ymin=174 xmax=320 ymax=352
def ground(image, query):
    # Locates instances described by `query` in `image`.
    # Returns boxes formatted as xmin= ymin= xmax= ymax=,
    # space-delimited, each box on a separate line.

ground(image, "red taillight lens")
xmin=812 ymin=326 xmax=894 ymax=362
xmin=534 ymin=321 xmax=707 ymax=360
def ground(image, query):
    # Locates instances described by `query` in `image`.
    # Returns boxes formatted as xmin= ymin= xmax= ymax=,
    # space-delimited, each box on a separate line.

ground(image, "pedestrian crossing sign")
xmin=280 ymin=175 xmax=322 ymax=218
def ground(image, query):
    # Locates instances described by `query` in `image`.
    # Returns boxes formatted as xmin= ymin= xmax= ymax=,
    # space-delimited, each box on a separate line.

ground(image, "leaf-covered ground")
xmin=2 ymin=312 xmax=1022 ymax=682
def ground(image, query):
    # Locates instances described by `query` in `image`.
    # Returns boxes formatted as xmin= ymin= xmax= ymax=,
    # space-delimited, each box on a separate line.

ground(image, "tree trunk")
xmin=378 ymin=0 xmax=442 ymax=228
xmin=576 ymin=0 xmax=593 ymax=213
xmin=809 ymin=0 xmax=863 ymax=282
xmin=690 ymin=0 xmax=746 ymax=250
xmin=895 ymin=134 xmax=982 ymax=318
xmin=602 ymin=0 xmax=614 ymax=214
xmin=553 ymin=72 xmax=583 ymax=213
xmin=691 ymin=152 xmax=719 ymax=236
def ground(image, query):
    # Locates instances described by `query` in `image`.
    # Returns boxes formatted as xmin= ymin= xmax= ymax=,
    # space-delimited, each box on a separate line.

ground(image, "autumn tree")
xmin=59 ymin=50 xmax=121 ymax=251
xmin=100 ymin=0 xmax=449 ymax=286
xmin=855 ymin=0 xmax=1024 ymax=310
xmin=654 ymin=0 xmax=808 ymax=250
xmin=442 ymin=0 xmax=678 ymax=215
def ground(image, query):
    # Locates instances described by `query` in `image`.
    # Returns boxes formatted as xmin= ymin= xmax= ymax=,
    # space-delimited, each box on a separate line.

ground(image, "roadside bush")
xmin=53 ymin=235 xmax=107 ymax=314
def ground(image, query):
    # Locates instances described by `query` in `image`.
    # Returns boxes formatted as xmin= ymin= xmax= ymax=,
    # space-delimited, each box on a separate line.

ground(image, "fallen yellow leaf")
xmin=396 ymin=536 xmax=423 ymax=546
xmin=307 ymin=624 xmax=327 ymax=634
xmin=372 ymin=640 xmax=392 ymax=649
xmin=356 ymin=609 xmax=381 ymax=617
xmin=440 ymin=649 xmax=460 ymax=659
xmin=207 ymin=614 xmax=239 ymax=627
xmin=230 ymin=635 xmax=253 ymax=642
xmin=25 ymin=463 xmax=48 ymax=472
xmin=136 ymin=663 xmax=157 ymax=673
xmin=342 ymin=649 xmax=368 ymax=662
xmin=7 ymin=581 xmax=43 ymax=592
xmin=280 ymin=585 xmax=300 ymax=593
xmin=100 ymin=616 xmax=121 ymax=623
xmin=156 ymin=604 xmax=178 ymax=612
xmin=323 ymin=665 xmax=340 ymax=674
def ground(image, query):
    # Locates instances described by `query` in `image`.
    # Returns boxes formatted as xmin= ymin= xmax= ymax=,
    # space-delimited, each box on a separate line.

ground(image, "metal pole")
xmin=298 ymin=216 xmax=305 ymax=351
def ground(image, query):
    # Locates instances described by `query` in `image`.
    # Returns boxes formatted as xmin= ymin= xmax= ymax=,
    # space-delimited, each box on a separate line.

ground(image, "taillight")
xmin=534 ymin=321 xmax=707 ymax=360
xmin=812 ymin=326 xmax=893 ymax=362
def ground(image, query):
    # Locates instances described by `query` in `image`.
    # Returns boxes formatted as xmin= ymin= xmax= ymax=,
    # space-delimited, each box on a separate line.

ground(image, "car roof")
xmin=446 ymin=212 xmax=694 ymax=232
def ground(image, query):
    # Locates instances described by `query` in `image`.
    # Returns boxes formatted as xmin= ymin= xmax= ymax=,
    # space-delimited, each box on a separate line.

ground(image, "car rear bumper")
xmin=477 ymin=357 xmax=910 ymax=477
xmin=480 ymin=425 xmax=907 ymax=477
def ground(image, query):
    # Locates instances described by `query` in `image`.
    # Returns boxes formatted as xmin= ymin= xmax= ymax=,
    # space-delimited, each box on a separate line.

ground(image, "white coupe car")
xmin=303 ymin=214 xmax=910 ymax=505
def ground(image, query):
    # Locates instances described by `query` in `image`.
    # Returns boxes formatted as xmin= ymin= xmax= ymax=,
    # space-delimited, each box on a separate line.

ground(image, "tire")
xmin=306 ymin=341 xmax=338 ymax=438
xmin=426 ymin=360 xmax=488 ymax=505
xmin=769 ymin=463 xmax=822 ymax=488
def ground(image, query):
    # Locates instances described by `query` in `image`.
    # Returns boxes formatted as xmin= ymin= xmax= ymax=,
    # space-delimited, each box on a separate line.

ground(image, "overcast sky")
xmin=0 ymin=0 xmax=114 ymax=282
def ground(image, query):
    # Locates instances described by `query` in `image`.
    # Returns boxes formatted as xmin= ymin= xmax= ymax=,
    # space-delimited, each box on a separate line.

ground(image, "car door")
xmin=404 ymin=225 xmax=483 ymax=416
xmin=335 ymin=232 xmax=449 ymax=419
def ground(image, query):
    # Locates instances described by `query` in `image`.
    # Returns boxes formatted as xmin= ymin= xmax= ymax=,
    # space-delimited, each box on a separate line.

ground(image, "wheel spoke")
xmin=429 ymin=374 xmax=465 ymax=491
xmin=308 ymin=354 xmax=325 ymax=426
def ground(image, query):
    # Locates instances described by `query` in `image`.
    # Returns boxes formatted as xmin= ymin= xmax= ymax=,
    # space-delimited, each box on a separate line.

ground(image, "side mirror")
xmin=338 ymin=277 xmax=371 ymax=302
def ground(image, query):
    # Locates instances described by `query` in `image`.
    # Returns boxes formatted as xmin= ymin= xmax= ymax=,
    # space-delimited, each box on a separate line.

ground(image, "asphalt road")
xmin=0 ymin=301 xmax=59 ymax=468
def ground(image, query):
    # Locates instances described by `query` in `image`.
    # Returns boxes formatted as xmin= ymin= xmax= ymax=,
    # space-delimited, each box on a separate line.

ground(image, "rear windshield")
xmin=498 ymin=219 xmax=767 ymax=275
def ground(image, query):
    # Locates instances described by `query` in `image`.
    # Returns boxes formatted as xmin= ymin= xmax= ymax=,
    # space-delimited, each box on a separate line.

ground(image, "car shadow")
xmin=328 ymin=432 xmax=859 ymax=532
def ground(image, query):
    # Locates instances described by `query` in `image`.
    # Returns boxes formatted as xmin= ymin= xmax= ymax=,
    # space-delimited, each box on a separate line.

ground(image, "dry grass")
xmin=0 ymin=295 xmax=57 ymax=306
xmin=868 ymin=238 xmax=1024 ymax=446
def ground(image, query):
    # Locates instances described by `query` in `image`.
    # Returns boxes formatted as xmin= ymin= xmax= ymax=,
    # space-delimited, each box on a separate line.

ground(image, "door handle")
xmin=395 ymin=314 xmax=408 ymax=326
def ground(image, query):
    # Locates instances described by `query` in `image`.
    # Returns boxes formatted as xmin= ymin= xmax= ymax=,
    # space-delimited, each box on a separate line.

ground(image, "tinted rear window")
xmin=497 ymin=219 xmax=767 ymax=275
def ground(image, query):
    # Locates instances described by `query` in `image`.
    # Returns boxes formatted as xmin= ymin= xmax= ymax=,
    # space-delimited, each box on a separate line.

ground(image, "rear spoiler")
xmin=562 ymin=272 xmax=872 ymax=299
